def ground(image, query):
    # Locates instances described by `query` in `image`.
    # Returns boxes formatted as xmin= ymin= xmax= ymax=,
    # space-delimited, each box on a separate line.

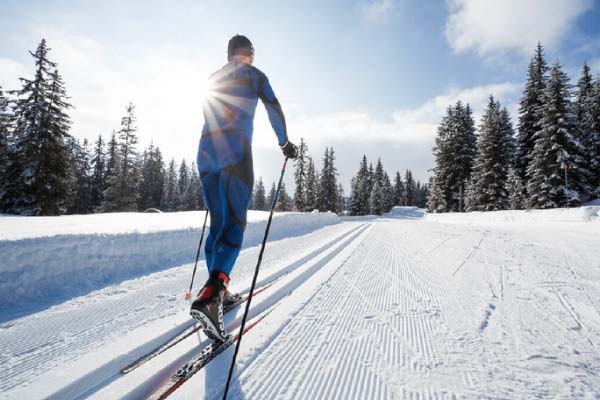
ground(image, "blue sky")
xmin=1 ymin=0 xmax=599 ymax=191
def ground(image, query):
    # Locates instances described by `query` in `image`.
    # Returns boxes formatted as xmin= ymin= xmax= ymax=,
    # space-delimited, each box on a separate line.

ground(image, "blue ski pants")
xmin=199 ymin=144 xmax=254 ymax=277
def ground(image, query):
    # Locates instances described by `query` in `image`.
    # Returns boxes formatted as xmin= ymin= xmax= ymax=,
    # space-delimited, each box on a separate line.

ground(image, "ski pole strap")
xmin=222 ymin=157 xmax=288 ymax=400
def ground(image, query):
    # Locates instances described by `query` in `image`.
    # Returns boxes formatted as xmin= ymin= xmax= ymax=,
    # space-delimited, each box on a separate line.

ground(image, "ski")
xmin=121 ymin=279 xmax=277 ymax=374
xmin=148 ymin=308 xmax=275 ymax=400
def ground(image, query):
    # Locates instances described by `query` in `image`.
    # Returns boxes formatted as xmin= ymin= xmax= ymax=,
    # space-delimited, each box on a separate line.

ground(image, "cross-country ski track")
xmin=1 ymin=207 xmax=600 ymax=399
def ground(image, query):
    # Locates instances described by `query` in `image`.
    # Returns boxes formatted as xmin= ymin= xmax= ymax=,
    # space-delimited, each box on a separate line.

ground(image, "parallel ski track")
xmin=238 ymin=220 xmax=463 ymax=400
xmin=65 ymin=222 xmax=370 ymax=400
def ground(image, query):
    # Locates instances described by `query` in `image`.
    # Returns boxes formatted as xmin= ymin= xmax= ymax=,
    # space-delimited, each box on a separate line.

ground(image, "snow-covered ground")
xmin=1 ymin=207 xmax=600 ymax=399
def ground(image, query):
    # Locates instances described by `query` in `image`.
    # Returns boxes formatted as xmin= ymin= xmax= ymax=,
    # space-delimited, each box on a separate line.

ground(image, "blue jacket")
xmin=197 ymin=60 xmax=288 ymax=172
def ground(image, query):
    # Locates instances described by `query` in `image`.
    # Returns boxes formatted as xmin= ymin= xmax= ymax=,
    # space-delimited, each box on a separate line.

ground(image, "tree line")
xmin=0 ymin=39 xmax=206 ymax=215
xmin=428 ymin=43 xmax=600 ymax=212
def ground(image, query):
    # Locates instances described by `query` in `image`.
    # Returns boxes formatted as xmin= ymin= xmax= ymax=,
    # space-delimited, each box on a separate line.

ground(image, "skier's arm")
xmin=257 ymin=71 xmax=288 ymax=146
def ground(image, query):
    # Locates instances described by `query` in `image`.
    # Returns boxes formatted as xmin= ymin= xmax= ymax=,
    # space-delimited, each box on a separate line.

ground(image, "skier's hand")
xmin=280 ymin=141 xmax=298 ymax=159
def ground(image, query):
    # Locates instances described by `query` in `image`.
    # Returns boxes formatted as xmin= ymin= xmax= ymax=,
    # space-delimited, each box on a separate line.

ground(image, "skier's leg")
xmin=200 ymin=172 xmax=226 ymax=274
xmin=211 ymin=143 xmax=254 ymax=277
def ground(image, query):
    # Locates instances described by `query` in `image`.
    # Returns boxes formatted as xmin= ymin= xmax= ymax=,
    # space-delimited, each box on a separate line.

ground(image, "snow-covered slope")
xmin=1 ymin=208 xmax=600 ymax=399
xmin=0 ymin=211 xmax=339 ymax=315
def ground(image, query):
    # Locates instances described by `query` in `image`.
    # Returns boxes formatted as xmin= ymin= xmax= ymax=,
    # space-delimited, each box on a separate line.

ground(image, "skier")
xmin=190 ymin=35 xmax=298 ymax=341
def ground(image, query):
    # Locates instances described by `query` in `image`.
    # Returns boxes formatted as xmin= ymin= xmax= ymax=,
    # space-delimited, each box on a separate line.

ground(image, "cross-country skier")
xmin=190 ymin=35 xmax=298 ymax=341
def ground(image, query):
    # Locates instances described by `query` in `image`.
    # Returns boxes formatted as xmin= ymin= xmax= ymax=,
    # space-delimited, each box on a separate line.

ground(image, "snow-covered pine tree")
xmin=0 ymin=86 xmax=12 ymax=211
xmin=470 ymin=97 xmax=513 ymax=211
xmin=463 ymin=178 xmax=478 ymax=212
xmin=161 ymin=158 xmax=181 ymax=212
xmin=69 ymin=138 xmax=94 ymax=214
xmin=591 ymin=75 xmax=600 ymax=195
xmin=90 ymin=134 xmax=105 ymax=210
xmin=253 ymin=177 xmax=266 ymax=211
xmin=102 ymin=104 xmax=141 ymax=211
xmin=527 ymin=62 xmax=586 ymax=208
xmin=393 ymin=171 xmax=404 ymax=206
xmin=505 ymin=167 xmax=525 ymax=210
xmin=348 ymin=155 xmax=370 ymax=215
xmin=138 ymin=143 xmax=165 ymax=210
xmin=304 ymin=157 xmax=319 ymax=211
xmin=403 ymin=169 xmax=416 ymax=206
xmin=574 ymin=63 xmax=596 ymax=200
xmin=382 ymin=172 xmax=394 ymax=213
xmin=516 ymin=43 xmax=548 ymax=183
xmin=427 ymin=175 xmax=447 ymax=213
xmin=369 ymin=180 xmax=384 ymax=215
xmin=429 ymin=101 xmax=477 ymax=212
xmin=5 ymin=40 xmax=74 ymax=215
xmin=318 ymin=147 xmax=339 ymax=213
xmin=293 ymin=137 xmax=308 ymax=211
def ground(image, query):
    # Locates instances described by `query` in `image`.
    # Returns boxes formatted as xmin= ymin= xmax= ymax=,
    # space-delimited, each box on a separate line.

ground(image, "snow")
xmin=0 ymin=211 xmax=340 ymax=316
xmin=2 ymin=208 xmax=600 ymax=399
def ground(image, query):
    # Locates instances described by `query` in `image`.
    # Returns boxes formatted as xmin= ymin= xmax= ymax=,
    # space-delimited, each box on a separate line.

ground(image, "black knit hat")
xmin=227 ymin=34 xmax=254 ymax=60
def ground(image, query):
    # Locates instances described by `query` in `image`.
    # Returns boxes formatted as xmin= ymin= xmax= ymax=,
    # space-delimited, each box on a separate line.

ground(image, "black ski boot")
xmin=190 ymin=271 xmax=230 ymax=342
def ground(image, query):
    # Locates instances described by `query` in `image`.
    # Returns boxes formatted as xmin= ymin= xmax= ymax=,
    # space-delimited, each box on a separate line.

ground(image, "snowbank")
xmin=426 ymin=206 xmax=600 ymax=224
xmin=0 ymin=211 xmax=339 ymax=312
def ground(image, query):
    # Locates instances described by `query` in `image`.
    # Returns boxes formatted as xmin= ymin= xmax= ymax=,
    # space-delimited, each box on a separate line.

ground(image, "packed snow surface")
xmin=1 ymin=207 xmax=600 ymax=399
xmin=0 ymin=210 xmax=339 ymax=315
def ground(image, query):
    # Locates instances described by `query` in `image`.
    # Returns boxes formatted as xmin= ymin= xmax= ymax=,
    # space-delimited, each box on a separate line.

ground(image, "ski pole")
xmin=184 ymin=209 xmax=209 ymax=300
xmin=223 ymin=157 xmax=288 ymax=400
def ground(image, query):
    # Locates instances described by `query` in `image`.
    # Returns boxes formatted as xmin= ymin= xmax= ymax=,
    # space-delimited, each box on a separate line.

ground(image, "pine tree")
xmin=5 ymin=40 xmax=74 ymax=215
xmin=305 ymin=157 xmax=319 ymax=211
xmin=266 ymin=182 xmax=277 ymax=210
xmin=469 ymin=97 xmax=513 ymax=211
xmin=253 ymin=177 xmax=267 ymax=211
xmin=349 ymin=155 xmax=370 ymax=215
xmin=182 ymin=162 xmax=201 ymax=211
xmin=382 ymin=172 xmax=394 ymax=212
xmin=516 ymin=43 xmax=548 ymax=183
xmin=591 ymin=75 xmax=600 ymax=196
xmin=505 ymin=167 xmax=525 ymax=210
xmin=369 ymin=180 xmax=384 ymax=215
xmin=574 ymin=63 xmax=596 ymax=200
xmin=68 ymin=138 xmax=94 ymax=214
xmin=102 ymin=104 xmax=141 ymax=211
xmin=403 ymin=169 xmax=416 ymax=206
xmin=178 ymin=159 xmax=189 ymax=200
xmin=293 ymin=137 xmax=308 ymax=211
xmin=161 ymin=158 xmax=181 ymax=211
xmin=429 ymin=101 xmax=477 ymax=212
xmin=318 ymin=147 xmax=339 ymax=213
xmin=337 ymin=183 xmax=345 ymax=214
xmin=0 ymin=86 xmax=12 ymax=210
xmin=90 ymin=134 xmax=105 ymax=210
xmin=393 ymin=171 xmax=404 ymax=206
xmin=427 ymin=175 xmax=447 ymax=213
xmin=527 ymin=62 xmax=584 ymax=208
xmin=138 ymin=144 xmax=165 ymax=210
xmin=277 ymin=182 xmax=292 ymax=211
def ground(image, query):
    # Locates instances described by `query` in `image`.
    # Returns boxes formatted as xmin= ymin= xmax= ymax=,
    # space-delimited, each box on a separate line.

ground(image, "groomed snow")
xmin=1 ymin=207 xmax=599 ymax=399
xmin=0 ymin=211 xmax=340 ymax=315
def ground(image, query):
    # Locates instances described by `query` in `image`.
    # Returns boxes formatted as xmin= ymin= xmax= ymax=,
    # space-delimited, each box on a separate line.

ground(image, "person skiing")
xmin=190 ymin=34 xmax=298 ymax=341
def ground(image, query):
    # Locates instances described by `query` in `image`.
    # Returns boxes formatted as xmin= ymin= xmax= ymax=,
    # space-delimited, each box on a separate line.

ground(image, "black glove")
xmin=280 ymin=141 xmax=298 ymax=159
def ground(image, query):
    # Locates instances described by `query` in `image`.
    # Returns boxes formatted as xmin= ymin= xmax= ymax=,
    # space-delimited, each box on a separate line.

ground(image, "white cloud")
xmin=359 ymin=0 xmax=398 ymax=24
xmin=0 ymin=58 xmax=29 ymax=90
xmin=445 ymin=0 xmax=593 ymax=56
xmin=278 ymin=82 xmax=519 ymax=148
